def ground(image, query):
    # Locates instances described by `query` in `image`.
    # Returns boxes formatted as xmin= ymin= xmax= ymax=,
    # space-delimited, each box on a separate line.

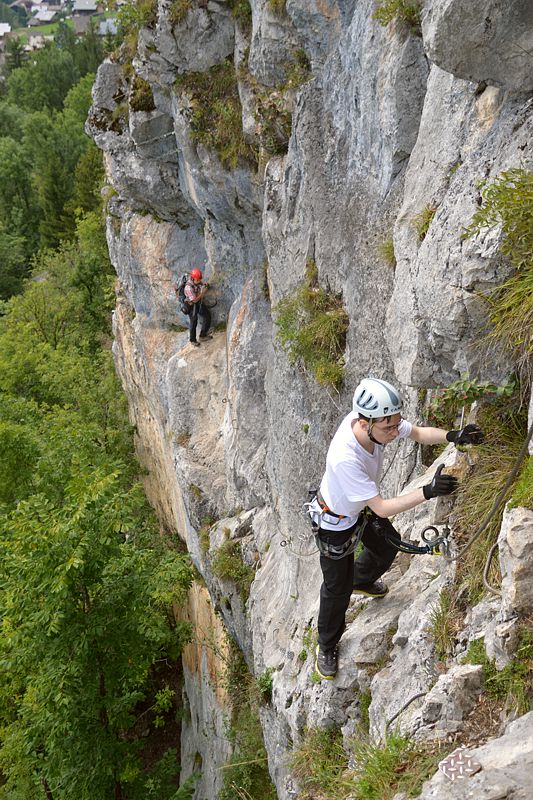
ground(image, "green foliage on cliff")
xmin=211 ymin=538 xmax=255 ymax=599
xmin=373 ymin=0 xmax=421 ymax=31
xmin=412 ymin=203 xmax=437 ymax=242
xmin=175 ymin=59 xmax=256 ymax=169
xmin=274 ymin=259 xmax=349 ymax=389
xmin=290 ymin=727 xmax=443 ymax=800
xmin=130 ymin=74 xmax=157 ymax=112
xmin=463 ymin=169 xmax=533 ymax=389
xmin=218 ymin=641 xmax=277 ymax=800
xmin=168 ymin=0 xmax=192 ymax=26
xmin=450 ymin=400 xmax=529 ymax=600
xmin=229 ymin=0 xmax=252 ymax=29
xmin=463 ymin=632 xmax=533 ymax=716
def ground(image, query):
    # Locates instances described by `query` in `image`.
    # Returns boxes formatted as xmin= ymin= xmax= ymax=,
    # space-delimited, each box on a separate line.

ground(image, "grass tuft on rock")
xmin=274 ymin=259 xmax=349 ymax=389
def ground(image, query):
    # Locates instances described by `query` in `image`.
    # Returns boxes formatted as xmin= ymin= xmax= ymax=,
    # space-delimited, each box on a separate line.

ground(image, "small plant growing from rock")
xmin=462 ymin=169 xmax=533 ymax=390
xmin=412 ymin=203 xmax=437 ymax=241
xmin=427 ymin=375 xmax=516 ymax=428
xmin=256 ymin=667 xmax=275 ymax=701
xmin=274 ymin=259 xmax=349 ymax=389
xmin=429 ymin=587 xmax=463 ymax=663
xmin=463 ymin=631 xmax=533 ymax=716
xmin=267 ymin=0 xmax=286 ymax=14
xmin=130 ymin=75 xmax=156 ymax=112
xmin=378 ymin=235 xmax=396 ymax=267
xmin=284 ymin=49 xmax=312 ymax=90
xmin=373 ymin=0 xmax=422 ymax=31
xmin=174 ymin=58 xmax=256 ymax=169
xmin=229 ymin=0 xmax=252 ymax=29
xmin=211 ymin=539 xmax=255 ymax=599
xmin=169 ymin=0 xmax=192 ymax=26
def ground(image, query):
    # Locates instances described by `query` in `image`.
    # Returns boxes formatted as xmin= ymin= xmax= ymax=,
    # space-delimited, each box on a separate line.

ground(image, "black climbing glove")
xmin=446 ymin=423 xmax=485 ymax=446
xmin=423 ymin=464 xmax=458 ymax=500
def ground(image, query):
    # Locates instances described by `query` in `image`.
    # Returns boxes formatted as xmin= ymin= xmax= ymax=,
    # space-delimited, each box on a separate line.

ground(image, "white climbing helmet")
xmin=352 ymin=377 xmax=403 ymax=419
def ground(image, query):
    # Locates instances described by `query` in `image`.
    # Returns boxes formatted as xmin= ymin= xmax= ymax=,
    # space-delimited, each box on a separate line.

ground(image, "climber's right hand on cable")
xmin=422 ymin=464 xmax=458 ymax=500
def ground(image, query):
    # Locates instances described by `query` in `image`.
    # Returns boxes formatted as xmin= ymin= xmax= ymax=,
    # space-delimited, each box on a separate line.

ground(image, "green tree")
xmin=75 ymin=18 xmax=104 ymax=75
xmin=22 ymin=76 xmax=96 ymax=247
xmin=0 ymin=467 xmax=193 ymax=800
xmin=3 ymin=36 xmax=27 ymax=75
xmin=0 ymin=136 xmax=41 ymax=250
xmin=68 ymin=142 xmax=106 ymax=214
xmin=0 ymin=221 xmax=28 ymax=298
xmin=0 ymin=395 xmax=39 ymax=508
xmin=6 ymin=46 xmax=79 ymax=112
xmin=0 ymin=102 xmax=25 ymax=139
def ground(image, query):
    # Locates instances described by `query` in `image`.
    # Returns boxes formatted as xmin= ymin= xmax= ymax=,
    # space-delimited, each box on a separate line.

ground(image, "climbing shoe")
xmin=315 ymin=645 xmax=338 ymax=680
xmin=199 ymin=332 xmax=213 ymax=340
xmin=190 ymin=341 xmax=201 ymax=347
xmin=352 ymin=580 xmax=388 ymax=598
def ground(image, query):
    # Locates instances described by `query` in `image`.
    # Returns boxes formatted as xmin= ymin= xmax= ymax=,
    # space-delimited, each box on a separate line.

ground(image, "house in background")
xmin=26 ymin=32 xmax=53 ymax=49
xmin=72 ymin=0 xmax=98 ymax=14
xmin=28 ymin=8 xmax=58 ymax=25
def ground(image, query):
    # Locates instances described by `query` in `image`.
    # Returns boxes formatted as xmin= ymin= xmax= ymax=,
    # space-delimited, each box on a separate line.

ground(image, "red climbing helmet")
xmin=190 ymin=268 xmax=203 ymax=282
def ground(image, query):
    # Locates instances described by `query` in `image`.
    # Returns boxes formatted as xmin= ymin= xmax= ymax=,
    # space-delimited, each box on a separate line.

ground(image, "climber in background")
xmin=184 ymin=268 xmax=212 ymax=347
xmin=312 ymin=377 xmax=485 ymax=681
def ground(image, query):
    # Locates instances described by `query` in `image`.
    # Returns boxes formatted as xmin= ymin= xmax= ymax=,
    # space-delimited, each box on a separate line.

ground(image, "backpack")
xmin=175 ymin=274 xmax=192 ymax=315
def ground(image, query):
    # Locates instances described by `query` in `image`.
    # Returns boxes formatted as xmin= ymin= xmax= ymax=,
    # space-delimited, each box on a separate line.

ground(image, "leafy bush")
xmin=427 ymin=374 xmax=516 ymax=428
xmin=256 ymin=667 xmax=274 ymax=701
xmin=274 ymin=260 xmax=349 ymax=389
xmin=211 ymin=538 xmax=255 ymax=599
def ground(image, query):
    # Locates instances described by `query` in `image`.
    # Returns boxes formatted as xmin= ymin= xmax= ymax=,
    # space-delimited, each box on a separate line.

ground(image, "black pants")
xmin=317 ymin=513 xmax=399 ymax=652
xmin=189 ymin=301 xmax=211 ymax=342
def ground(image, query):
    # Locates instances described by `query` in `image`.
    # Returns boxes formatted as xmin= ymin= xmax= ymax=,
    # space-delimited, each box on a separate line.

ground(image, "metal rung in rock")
xmin=438 ymin=747 xmax=482 ymax=781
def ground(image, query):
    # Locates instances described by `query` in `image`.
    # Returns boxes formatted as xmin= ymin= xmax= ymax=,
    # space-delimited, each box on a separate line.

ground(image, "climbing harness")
xmin=303 ymin=490 xmax=365 ymax=559
xmin=302 ymin=490 xmax=452 ymax=560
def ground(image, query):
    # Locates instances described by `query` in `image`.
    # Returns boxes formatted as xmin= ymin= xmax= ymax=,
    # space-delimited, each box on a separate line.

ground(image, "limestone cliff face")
xmin=88 ymin=1 xmax=533 ymax=798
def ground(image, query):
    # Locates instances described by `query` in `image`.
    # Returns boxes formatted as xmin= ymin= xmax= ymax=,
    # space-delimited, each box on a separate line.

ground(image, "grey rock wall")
xmin=88 ymin=0 xmax=533 ymax=798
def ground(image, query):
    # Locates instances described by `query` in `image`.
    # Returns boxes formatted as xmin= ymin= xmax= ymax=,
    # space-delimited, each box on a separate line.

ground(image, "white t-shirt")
xmin=318 ymin=414 xmax=413 ymax=531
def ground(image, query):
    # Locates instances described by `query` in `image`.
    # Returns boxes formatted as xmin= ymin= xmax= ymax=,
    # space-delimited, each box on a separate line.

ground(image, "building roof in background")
xmin=72 ymin=0 xmax=97 ymax=11
xmin=34 ymin=8 xmax=57 ymax=21
xmin=0 ymin=23 xmax=12 ymax=37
